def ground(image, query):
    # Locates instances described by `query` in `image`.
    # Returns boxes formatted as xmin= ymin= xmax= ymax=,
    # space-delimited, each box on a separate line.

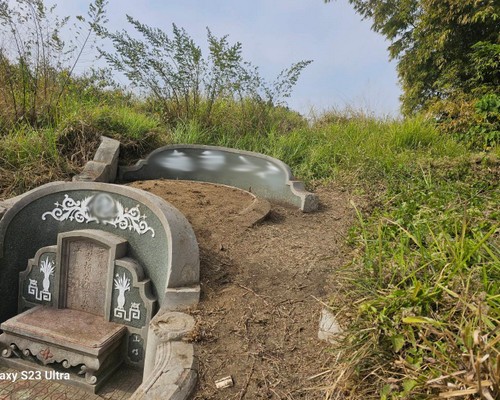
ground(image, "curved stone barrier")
xmin=118 ymin=144 xmax=319 ymax=212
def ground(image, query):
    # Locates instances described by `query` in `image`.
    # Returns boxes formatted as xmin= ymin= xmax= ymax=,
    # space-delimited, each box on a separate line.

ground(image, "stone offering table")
xmin=1 ymin=307 xmax=126 ymax=386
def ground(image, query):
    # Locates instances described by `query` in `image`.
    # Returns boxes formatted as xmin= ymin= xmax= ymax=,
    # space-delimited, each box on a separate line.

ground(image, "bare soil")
xmin=128 ymin=180 xmax=356 ymax=400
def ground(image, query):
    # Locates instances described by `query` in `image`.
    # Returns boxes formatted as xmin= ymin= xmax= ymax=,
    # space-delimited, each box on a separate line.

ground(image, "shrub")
xmin=430 ymin=93 xmax=500 ymax=149
xmin=0 ymin=0 xmax=106 ymax=130
xmin=97 ymin=18 xmax=311 ymax=129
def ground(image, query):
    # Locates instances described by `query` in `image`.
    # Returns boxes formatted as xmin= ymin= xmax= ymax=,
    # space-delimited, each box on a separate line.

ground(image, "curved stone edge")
xmin=0 ymin=181 xmax=200 ymax=310
xmin=130 ymin=311 xmax=197 ymax=400
xmin=118 ymin=144 xmax=319 ymax=212
xmin=240 ymin=197 xmax=272 ymax=227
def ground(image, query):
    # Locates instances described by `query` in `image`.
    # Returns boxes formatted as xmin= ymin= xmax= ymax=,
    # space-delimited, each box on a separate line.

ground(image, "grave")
xmin=0 ymin=181 xmax=200 ymax=397
xmin=0 ymin=137 xmax=319 ymax=400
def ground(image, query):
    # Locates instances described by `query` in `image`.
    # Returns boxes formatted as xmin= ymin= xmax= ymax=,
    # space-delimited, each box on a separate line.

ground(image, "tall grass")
xmin=170 ymin=113 xmax=466 ymax=184
xmin=328 ymin=159 xmax=500 ymax=399
xmin=0 ymin=98 xmax=162 ymax=198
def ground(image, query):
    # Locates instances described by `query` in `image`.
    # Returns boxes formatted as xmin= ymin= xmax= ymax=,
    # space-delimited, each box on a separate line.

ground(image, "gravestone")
xmin=0 ymin=181 xmax=200 ymax=328
xmin=0 ymin=181 xmax=200 ymax=393
xmin=66 ymin=239 xmax=109 ymax=315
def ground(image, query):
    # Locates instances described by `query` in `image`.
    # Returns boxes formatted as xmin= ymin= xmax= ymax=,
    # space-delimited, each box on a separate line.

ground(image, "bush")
xmin=0 ymin=0 xmax=106 ymax=131
xmin=430 ymin=93 xmax=500 ymax=150
xmin=98 ymin=19 xmax=311 ymax=129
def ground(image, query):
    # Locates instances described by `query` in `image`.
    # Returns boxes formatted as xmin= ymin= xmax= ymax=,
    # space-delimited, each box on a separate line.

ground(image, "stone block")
xmin=318 ymin=308 xmax=342 ymax=343
xmin=73 ymin=136 xmax=120 ymax=183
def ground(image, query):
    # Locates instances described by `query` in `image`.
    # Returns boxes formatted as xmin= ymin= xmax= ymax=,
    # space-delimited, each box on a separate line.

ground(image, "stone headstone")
xmin=66 ymin=240 xmax=109 ymax=316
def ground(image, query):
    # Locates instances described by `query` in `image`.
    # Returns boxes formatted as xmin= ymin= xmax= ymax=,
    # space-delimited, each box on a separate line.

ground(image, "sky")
xmin=53 ymin=0 xmax=401 ymax=116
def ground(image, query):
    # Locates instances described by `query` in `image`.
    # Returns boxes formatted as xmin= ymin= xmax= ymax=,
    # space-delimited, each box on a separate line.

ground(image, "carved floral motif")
xmin=41 ymin=193 xmax=155 ymax=237
xmin=27 ymin=256 xmax=54 ymax=302
xmin=113 ymin=274 xmax=142 ymax=322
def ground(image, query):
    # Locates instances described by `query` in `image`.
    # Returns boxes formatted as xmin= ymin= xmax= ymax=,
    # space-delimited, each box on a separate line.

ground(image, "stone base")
xmin=164 ymin=286 xmax=201 ymax=311
xmin=0 ymin=350 xmax=125 ymax=393
xmin=0 ymin=306 xmax=127 ymax=393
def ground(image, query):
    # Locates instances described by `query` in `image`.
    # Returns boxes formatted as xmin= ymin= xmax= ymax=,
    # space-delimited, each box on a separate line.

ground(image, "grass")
xmin=169 ymin=114 xmax=466 ymax=184
xmin=0 ymin=89 xmax=498 ymax=399
xmin=0 ymin=100 xmax=162 ymax=198
xmin=326 ymin=156 xmax=499 ymax=399
xmin=167 ymin=110 xmax=498 ymax=398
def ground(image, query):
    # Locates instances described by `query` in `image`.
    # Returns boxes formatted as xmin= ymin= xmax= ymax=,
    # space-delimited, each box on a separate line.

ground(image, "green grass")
xmin=1 ymin=93 xmax=498 ymax=399
xmin=167 ymin=111 xmax=498 ymax=398
xmin=169 ymin=114 xmax=466 ymax=184
xmin=328 ymin=158 xmax=499 ymax=399
xmin=0 ymin=101 xmax=162 ymax=198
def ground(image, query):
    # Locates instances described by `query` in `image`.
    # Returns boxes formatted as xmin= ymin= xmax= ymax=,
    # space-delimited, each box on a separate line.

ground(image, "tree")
xmin=325 ymin=0 xmax=499 ymax=115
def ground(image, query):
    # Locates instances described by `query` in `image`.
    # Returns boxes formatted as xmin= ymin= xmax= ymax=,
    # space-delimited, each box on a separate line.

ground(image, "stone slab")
xmin=1 ymin=306 xmax=126 ymax=352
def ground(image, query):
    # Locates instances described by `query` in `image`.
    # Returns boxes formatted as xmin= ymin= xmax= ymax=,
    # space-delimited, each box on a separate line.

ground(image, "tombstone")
xmin=0 ymin=181 xmax=200 ymax=393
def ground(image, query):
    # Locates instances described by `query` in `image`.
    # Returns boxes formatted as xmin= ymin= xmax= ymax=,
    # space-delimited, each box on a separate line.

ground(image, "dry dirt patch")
xmin=128 ymin=180 xmax=356 ymax=399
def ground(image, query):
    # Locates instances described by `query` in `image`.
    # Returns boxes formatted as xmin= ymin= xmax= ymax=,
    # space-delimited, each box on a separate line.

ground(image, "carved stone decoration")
xmin=19 ymin=247 xmax=57 ymax=311
xmin=128 ymin=333 xmax=144 ymax=363
xmin=41 ymin=193 xmax=155 ymax=237
xmin=130 ymin=311 xmax=197 ymax=400
xmin=110 ymin=258 xmax=156 ymax=366
xmin=29 ymin=257 xmax=55 ymax=301
xmin=113 ymin=274 xmax=142 ymax=322
xmin=1 ymin=229 xmax=158 ymax=392
xmin=114 ymin=274 xmax=131 ymax=312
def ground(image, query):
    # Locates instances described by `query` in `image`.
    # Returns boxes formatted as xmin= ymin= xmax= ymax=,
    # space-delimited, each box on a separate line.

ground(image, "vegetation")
xmin=329 ymin=151 xmax=499 ymax=399
xmin=325 ymin=0 xmax=500 ymax=148
xmin=0 ymin=1 xmax=499 ymax=399
xmin=97 ymin=18 xmax=311 ymax=128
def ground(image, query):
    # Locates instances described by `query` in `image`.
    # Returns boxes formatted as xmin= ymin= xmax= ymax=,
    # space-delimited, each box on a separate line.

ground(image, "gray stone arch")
xmin=118 ymin=144 xmax=319 ymax=212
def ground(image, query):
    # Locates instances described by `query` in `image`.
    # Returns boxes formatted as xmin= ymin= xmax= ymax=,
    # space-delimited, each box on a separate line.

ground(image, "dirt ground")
xmin=128 ymin=180 xmax=356 ymax=400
